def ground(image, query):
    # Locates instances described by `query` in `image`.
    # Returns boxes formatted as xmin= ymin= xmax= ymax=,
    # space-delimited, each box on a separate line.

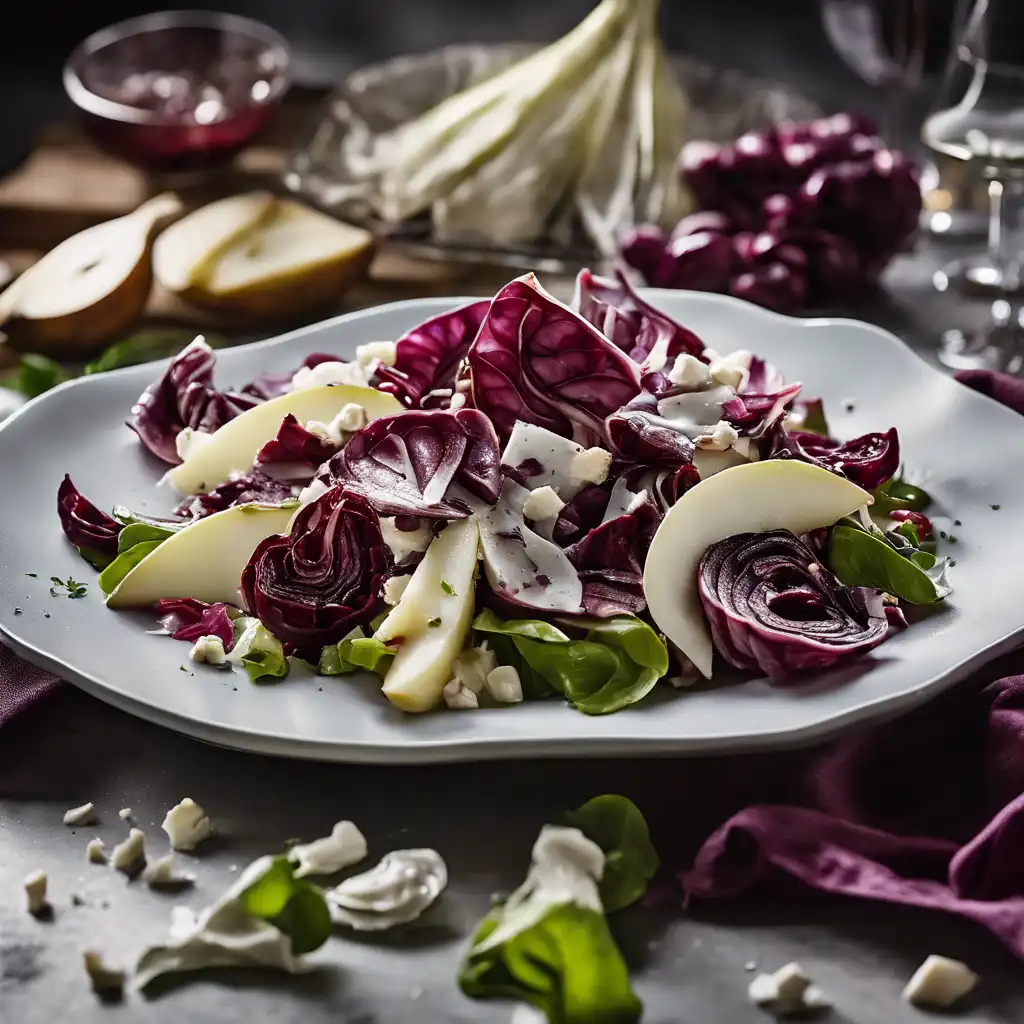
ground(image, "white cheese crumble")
xmin=175 ymin=427 xmax=213 ymax=463
xmin=24 ymin=870 xmax=48 ymax=914
xmin=305 ymin=419 xmax=332 ymax=442
xmin=695 ymin=420 xmax=740 ymax=451
xmin=188 ymin=635 xmax=227 ymax=665
xmin=522 ymin=485 xmax=565 ymax=522
xmin=111 ymin=828 xmax=146 ymax=876
xmin=708 ymin=348 xmax=753 ymax=391
xmin=379 ymin=517 xmax=434 ymax=564
xmin=288 ymin=821 xmax=368 ymax=879
xmin=63 ymin=802 xmax=96 ymax=826
xmin=291 ymin=360 xmax=370 ymax=391
xmin=901 ymin=955 xmax=979 ymax=1009
xmin=570 ymin=447 xmax=612 ymax=487
xmin=333 ymin=402 xmax=367 ymax=435
xmin=448 ymin=392 xmax=467 ymax=410
xmin=443 ymin=678 xmax=479 ymax=709
xmin=118 ymin=808 xmax=132 ymax=820
xmin=162 ymin=798 xmax=216 ymax=852
xmin=747 ymin=962 xmax=831 ymax=1015
xmin=143 ymin=854 xmax=196 ymax=890
xmin=298 ymin=477 xmax=330 ymax=507
xmin=325 ymin=849 xmax=448 ymax=931
xmin=486 ymin=665 xmax=524 ymax=704
xmin=356 ymin=340 xmax=398 ymax=368
xmin=87 ymin=839 xmax=108 ymax=865
xmin=451 ymin=645 xmax=498 ymax=694
xmin=667 ymin=353 xmax=712 ymax=389
xmin=382 ymin=574 xmax=412 ymax=606
xmin=83 ymin=950 xmax=125 ymax=994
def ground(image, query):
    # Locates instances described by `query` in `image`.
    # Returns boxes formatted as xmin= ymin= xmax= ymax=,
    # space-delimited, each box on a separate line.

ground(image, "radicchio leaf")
xmin=743 ymin=355 xmax=786 ymax=395
xmin=467 ymin=273 xmax=642 ymax=445
xmin=374 ymin=301 xmax=489 ymax=408
xmin=241 ymin=487 xmax=392 ymax=659
xmin=153 ymin=598 xmax=234 ymax=650
xmin=565 ymin=499 xmax=661 ymax=617
xmin=255 ymin=414 xmax=338 ymax=479
xmin=176 ymin=471 xmax=295 ymax=520
xmin=552 ymin=485 xmax=614 ymax=547
xmin=773 ymin=427 xmax=900 ymax=490
xmin=242 ymin=353 xmax=341 ymax=400
xmin=722 ymin=383 xmax=803 ymax=438
xmin=57 ymin=475 xmax=122 ymax=568
xmin=128 ymin=339 xmax=259 ymax=464
xmin=572 ymin=269 xmax=704 ymax=365
xmin=317 ymin=408 xmax=501 ymax=518
xmin=699 ymin=529 xmax=888 ymax=677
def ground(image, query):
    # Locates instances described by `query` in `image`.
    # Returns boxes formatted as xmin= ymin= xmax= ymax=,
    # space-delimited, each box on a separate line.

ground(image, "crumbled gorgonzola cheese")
xmin=443 ymin=678 xmax=479 ymax=709
xmin=189 ymin=635 xmax=227 ymax=665
xmin=24 ymin=870 xmax=48 ymax=914
xmin=522 ymin=485 xmax=565 ymax=522
xmin=902 ymin=955 xmax=979 ymax=1009
xmin=111 ymin=828 xmax=147 ymax=876
xmin=695 ymin=420 xmax=740 ymax=451
xmin=382 ymin=574 xmax=412 ymax=606
xmin=63 ymin=802 xmax=96 ymax=826
xmin=162 ymin=798 xmax=215 ymax=852
xmin=355 ymin=341 xmax=398 ymax=368
xmin=485 ymin=665 xmax=523 ymax=703
xmin=569 ymin=447 xmax=612 ymax=487
xmin=667 ymin=353 xmax=711 ymax=389
xmin=83 ymin=950 xmax=125 ymax=994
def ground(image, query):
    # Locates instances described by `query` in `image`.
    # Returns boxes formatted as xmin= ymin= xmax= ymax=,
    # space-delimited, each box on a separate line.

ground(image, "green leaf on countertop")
xmin=238 ymin=856 xmax=332 ymax=955
xmin=567 ymin=796 xmax=660 ymax=913
xmin=85 ymin=329 xmax=226 ymax=375
xmin=1 ymin=354 xmax=70 ymax=398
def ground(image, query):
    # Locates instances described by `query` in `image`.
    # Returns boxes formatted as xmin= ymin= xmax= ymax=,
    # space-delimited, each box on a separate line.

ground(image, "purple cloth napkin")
xmin=0 ymin=643 xmax=60 ymax=724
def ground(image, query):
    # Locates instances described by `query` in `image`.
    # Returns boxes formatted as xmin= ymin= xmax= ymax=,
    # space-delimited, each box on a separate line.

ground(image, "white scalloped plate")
xmin=0 ymin=292 xmax=1019 ymax=762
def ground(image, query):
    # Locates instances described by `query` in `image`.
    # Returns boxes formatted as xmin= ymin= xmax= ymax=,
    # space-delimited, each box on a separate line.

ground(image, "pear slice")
xmin=643 ymin=461 xmax=871 ymax=679
xmin=0 ymin=193 xmax=183 ymax=357
xmin=167 ymin=384 xmax=404 ymax=495
xmin=106 ymin=504 xmax=293 ymax=609
xmin=377 ymin=517 xmax=480 ymax=713
xmin=153 ymin=194 xmax=375 ymax=321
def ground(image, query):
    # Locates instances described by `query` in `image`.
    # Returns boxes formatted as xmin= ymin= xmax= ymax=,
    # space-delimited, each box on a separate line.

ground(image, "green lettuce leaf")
xmin=0 ymin=354 xmax=69 ymax=398
xmin=240 ymin=855 xmax=332 ymax=955
xmin=473 ymin=610 xmax=668 ymax=715
xmin=98 ymin=539 xmax=163 ymax=595
xmin=567 ymin=796 xmax=659 ymax=912
xmin=116 ymin=521 xmax=178 ymax=552
xmin=318 ymin=629 xmax=395 ymax=676
xmin=85 ymin=329 xmax=225 ymax=375
xmin=231 ymin=618 xmax=290 ymax=683
xmin=871 ymin=475 xmax=932 ymax=515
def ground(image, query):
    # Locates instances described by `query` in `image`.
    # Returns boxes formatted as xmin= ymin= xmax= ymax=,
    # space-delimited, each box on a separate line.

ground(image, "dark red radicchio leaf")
xmin=241 ymin=487 xmax=392 ymax=659
xmin=57 ymin=475 xmax=122 ymax=566
xmin=241 ymin=353 xmax=341 ymax=400
xmin=128 ymin=338 xmax=259 ymax=464
xmin=565 ymin=499 xmax=661 ymax=616
xmin=773 ymin=427 xmax=900 ymax=490
xmin=467 ymin=273 xmax=642 ymax=445
xmin=374 ymin=301 xmax=489 ymax=408
xmin=255 ymin=414 xmax=338 ymax=479
xmin=551 ymin=485 xmax=613 ymax=547
xmin=743 ymin=355 xmax=786 ymax=394
xmin=722 ymin=383 xmax=803 ymax=438
xmin=153 ymin=598 xmax=234 ymax=650
xmin=699 ymin=529 xmax=888 ymax=677
xmin=317 ymin=408 xmax=501 ymax=518
xmin=572 ymin=268 xmax=704 ymax=365
xmin=176 ymin=470 xmax=295 ymax=520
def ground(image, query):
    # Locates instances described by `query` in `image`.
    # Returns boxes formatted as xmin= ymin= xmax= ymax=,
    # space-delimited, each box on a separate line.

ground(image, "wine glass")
xmin=921 ymin=0 xmax=1024 ymax=370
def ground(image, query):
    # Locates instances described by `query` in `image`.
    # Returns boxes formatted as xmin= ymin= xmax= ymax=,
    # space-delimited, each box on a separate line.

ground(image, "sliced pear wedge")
xmin=0 ymin=193 xmax=183 ymax=357
xmin=377 ymin=517 xmax=480 ymax=713
xmin=106 ymin=504 xmax=293 ymax=609
xmin=643 ymin=461 xmax=871 ymax=679
xmin=166 ymin=384 xmax=403 ymax=495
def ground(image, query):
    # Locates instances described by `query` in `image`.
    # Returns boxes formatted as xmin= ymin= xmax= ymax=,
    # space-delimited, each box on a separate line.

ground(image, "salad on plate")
xmin=56 ymin=271 xmax=951 ymax=715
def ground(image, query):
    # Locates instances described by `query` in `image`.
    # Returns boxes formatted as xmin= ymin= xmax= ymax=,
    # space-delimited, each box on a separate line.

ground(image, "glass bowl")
xmin=64 ymin=10 xmax=290 ymax=171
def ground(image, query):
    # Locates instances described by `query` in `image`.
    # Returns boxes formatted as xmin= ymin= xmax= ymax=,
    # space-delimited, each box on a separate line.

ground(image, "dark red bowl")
xmin=64 ymin=11 xmax=291 ymax=171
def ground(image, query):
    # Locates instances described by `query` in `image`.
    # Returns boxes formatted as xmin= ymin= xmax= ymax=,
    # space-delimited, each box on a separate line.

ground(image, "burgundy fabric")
xmin=0 ymin=644 xmax=61 ymax=724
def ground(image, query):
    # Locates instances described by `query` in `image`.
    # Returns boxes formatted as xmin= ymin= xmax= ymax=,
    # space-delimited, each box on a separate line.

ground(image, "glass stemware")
xmin=921 ymin=0 xmax=1024 ymax=370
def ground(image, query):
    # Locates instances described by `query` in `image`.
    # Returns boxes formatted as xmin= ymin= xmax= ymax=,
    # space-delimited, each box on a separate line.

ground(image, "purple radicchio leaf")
xmin=699 ymin=529 xmax=888 ymax=677
xmin=564 ymin=498 xmax=661 ymax=617
xmin=722 ymin=382 xmax=803 ymax=438
xmin=128 ymin=338 xmax=259 ymax=464
xmin=773 ymin=427 xmax=900 ymax=490
xmin=153 ymin=598 xmax=235 ymax=650
xmin=552 ymin=484 xmax=614 ymax=547
xmin=241 ymin=487 xmax=392 ymax=660
xmin=57 ymin=475 xmax=122 ymax=566
xmin=743 ymin=355 xmax=786 ymax=394
xmin=373 ymin=300 xmax=489 ymax=408
xmin=255 ymin=414 xmax=339 ymax=481
xmin=467 ymin=273 xmax=642 ymax=446
xmin=175 ymin=470 xmax=295 ymax=520
xmin=572 ymin=268 xmax=704 ymax=366
xmin=241 ymin=353 xmax=341 ymax=401
xmin=316 ymin=408 xmax=501 ymax=518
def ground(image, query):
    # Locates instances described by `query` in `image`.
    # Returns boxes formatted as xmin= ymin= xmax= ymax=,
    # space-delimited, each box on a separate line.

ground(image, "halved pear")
xmin=154 ymin=194 xmax=375 ymax=321
xmin=377 ymin=517 xmax=479 ymax=713
xmin=0 ymin=193 xmax=183 ymax=357
xmin=166 ymin=385 xmax=403 ymax=495
xmin=643 ymin=461 xmax=871 ymax=679
xmin=106 ymin=504 xmax=293 ymax=609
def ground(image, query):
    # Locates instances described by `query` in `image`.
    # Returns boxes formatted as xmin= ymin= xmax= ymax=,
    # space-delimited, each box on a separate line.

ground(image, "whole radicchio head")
xmin=240 ymin=487 xmax=392 ymax=660
xmin=128 ymin=338 xmax=259 ymax=464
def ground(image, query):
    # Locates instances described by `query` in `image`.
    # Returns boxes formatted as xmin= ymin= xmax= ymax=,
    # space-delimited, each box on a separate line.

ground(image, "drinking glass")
xmin=921 ymin=0 xmax=1024 ymax=369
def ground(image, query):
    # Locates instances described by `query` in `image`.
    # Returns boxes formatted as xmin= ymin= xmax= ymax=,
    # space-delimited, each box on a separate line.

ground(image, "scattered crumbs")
xmin=745 ymin=960 xmax=758 ymax=972
xmin=179 ymin=665 xmax=187 ymax=673
xmin=232 ymin=686 xmax=237 ymax=691
xmin=118 ymin=808 xmax=132 ymax=821
xmin=842 ymin=398 xmax=856 ymax=412
xmin=440 ymin=579 xmax=455 ymax=596
xmin=954 ymin=519 xmax=962 ymax=526
xmin=949 ymin=535 xmax=958 ymax=544
xmin=939 ymin=531 xmax=947 ymax=539
xmin=13 ymin=607 xmax=22 ymax=615
xmin=71 ymin=894 xmax=85 ymax=907
xmin=950 ymin=559 xmax=957 ymax=567
xmin=43 ymin=612 xmax=50 ymax=619
xmin=991 ymin=504 xmax=1001 ymax=511
xmin=318 ymin=686 xmax=323 ymax=692
xmin=50 ymin=588 xmax=60 ymax=597
xmin=427 ymin=617 xmax=442 ymax=628
xmin=25 ymin=572 xmax=37 ymax=578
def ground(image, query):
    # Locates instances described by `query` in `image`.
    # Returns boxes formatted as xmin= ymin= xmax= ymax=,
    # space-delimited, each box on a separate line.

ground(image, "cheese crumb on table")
xmin=162 ymin=798 xmax=216 ymax=851
xmin=24 ymin=870 xmax=48 ymax=915
xmin=63 ymin=802 xmax=96 ymax=826
xmin=748 ymin=962 xmax=831 ymax=1016
xmin=111 ymin=828 xmax=146 ymax=876
xmin=118 ymin=808 xmax=132 ymax=820
xmin=83 ymin=950 xmax=125 ymax=994
xmin=143 ymin=854 xmax=196 ymax=890
xmin=86 ymin=839 xmax=108 ymax=865
xmin=901 ymin=955 xmax=979 ymax=1009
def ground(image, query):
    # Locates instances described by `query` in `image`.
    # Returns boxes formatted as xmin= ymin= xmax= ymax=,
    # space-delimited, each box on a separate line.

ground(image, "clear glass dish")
xmin=284 ymin=43 xmax=820 ymax=273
